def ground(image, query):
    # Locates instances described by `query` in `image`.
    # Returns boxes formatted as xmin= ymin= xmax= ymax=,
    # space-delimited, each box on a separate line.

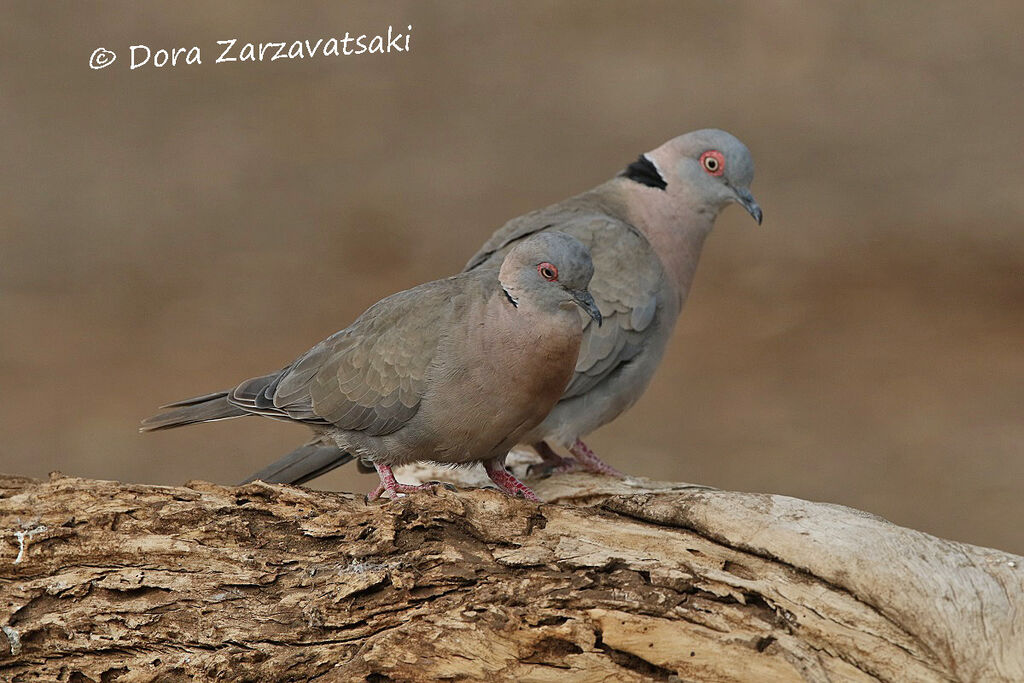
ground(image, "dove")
xmin=246 ymin=128 xmax=760 ymax=484
xmin=141 ymin=232 xmax=601 ymax=501
xmin=464 ymin=129 xmax=761 ymax=475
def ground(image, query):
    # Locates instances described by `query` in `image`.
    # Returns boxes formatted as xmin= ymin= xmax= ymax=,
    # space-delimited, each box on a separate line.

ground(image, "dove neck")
xmin=613 ymin=180 xmax=717 ymax=305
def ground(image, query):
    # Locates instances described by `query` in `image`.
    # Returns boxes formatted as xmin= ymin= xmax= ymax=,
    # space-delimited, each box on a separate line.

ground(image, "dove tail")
xmin=240 ymin=442 xmax=356 ymax=486
xmin=139 ymin=391 xmax=249 ymax=432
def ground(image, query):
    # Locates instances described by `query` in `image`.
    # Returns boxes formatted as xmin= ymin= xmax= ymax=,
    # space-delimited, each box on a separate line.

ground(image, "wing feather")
xmin=227 ymin=278 xmax=461 ymax=436
xmin=465 ymin=208 xmax=665 ymax=404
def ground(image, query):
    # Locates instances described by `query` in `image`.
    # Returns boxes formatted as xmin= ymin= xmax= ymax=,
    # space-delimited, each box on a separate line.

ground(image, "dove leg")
xmin=367 ymin=463 xmax=437 ymax=500
xmin=527 ymin=440 xmax=576 ymax=477
xmin=568 ymin=439 xmax=625 ymax=478
xmin=535 ymin=441 xmax=573 ymax=468
xmin=484 ymin=461 xmax=541 ymax=502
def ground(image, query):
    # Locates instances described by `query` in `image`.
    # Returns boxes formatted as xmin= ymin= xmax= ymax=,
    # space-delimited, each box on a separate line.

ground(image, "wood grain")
xmin=1 ymin=469 xmax=1021 ymax=682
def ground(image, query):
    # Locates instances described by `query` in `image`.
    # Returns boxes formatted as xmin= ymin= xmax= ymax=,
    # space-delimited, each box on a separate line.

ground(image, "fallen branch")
xmin=1 ymin=463 xmax=1021 ymax=682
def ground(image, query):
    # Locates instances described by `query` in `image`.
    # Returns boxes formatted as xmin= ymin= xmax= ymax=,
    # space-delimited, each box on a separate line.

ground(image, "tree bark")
xmin=1 ymin=464 xmax=1021 ymax=682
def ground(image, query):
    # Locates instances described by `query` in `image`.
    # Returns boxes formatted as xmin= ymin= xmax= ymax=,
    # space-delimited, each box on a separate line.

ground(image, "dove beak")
xmin=734 ymin=187 xmax=763 ymax=225
xmin=571 ymin=290 xmax=603 ymax=326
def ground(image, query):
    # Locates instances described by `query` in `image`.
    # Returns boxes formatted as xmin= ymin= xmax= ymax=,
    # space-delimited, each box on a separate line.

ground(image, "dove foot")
xmin=484 ymin=461 xmax=541 ymax=502
xmin=527 ymin=441 xmax=575 ymax=477
xmin=367 ymin=464 xmax=450 ymax=501
xmin=529 ymin=439 xmax=625 ymax=478
xmin=568 ymin=438 xmax=625 ymax=478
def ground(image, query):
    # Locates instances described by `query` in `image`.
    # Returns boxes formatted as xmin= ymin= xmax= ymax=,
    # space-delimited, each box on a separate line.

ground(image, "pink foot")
xmin=484 ymin=461 xmax=541 ymax=502
xmin=367 ymin=463 xmax=451 ymax=501
xmin=530 ymin=439 xmax=625 ymax=478
xmin=568 ymin=439 xmax=625 ymax=478
xmin=532 ymin=441 xmax=574 ymax=471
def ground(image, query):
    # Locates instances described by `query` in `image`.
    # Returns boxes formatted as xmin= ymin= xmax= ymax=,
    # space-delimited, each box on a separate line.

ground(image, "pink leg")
xmin=534 ymin=441 xmax=573 ymax=469
xmin=567 ymin=438 xmax=625 ymax=478
xmin=484 ymin=461 xmax=542 ymax=502
xmin=366 ymin=463 xmax=442 ymax=501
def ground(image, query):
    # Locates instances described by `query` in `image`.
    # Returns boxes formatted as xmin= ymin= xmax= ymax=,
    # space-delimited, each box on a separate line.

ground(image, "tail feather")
xmin=229 ymin=373 xmax=281 ymax=410
xmin=140 ymin=392 xmax=248 ymax=432
xmin=241 ymin=442 xmax=356 ymax=486
xmin=142 ymin=376 xmax=357 ymax=486
xmin=159 ymin=391 xmax=232 ymax=409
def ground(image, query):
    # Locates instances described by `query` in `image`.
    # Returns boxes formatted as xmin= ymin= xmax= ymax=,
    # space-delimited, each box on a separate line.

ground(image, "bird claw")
xmin=528 ymin=457 xmax=582 ymax=478
xmin=568 ymin=439 xmax=625 ymax=478
xmin=526 ymin=462 xmax=551 ymax=478
xmin=425 ymin=480 xmax=459 ymax=493
xmin=366 ymin=468 xmax=453 ymax=501
xmin=526 ymin=463 xmax=561 ymax=478
xmin=484 ymin=464 xmax=542 ymax=502
xmin=528 ymin=454 xmax=576 ymax=478
xmin=530 ymin=440 xmax=625 ymax=478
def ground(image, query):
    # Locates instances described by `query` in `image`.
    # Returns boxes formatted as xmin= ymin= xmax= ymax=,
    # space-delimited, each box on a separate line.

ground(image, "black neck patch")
xmin=502 ymin=286 xmax=519 ymax=308
xmin=620 ymin=154 xmax=667 ymax=190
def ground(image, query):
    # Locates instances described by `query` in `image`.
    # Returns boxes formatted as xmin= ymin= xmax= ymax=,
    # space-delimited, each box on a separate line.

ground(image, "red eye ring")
xmin=700 ymin=150 xmax=725 ymax=176
xmin=538 ymin=262 xmax=558 ymax=281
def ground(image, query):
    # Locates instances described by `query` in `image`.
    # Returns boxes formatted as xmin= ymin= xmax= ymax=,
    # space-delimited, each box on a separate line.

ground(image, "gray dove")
xmin=245 ymin=128 xmax=760 ymax=484
xmin=465 ymin=128 xmax=761 ymax=475
xmin=141 ymin=232 xmax=601 ymax=501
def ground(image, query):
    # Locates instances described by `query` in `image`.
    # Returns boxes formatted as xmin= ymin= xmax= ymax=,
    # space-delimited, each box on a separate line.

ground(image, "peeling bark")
xmin=1 ymin=467 xmax=1021 ymax=682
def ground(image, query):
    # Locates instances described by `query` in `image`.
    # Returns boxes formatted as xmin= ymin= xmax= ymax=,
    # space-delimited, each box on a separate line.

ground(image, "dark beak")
xmin=571 ymin=289 xmax=602 ymax=326
xmin=734 ymin=187 xmax=763 ymax=225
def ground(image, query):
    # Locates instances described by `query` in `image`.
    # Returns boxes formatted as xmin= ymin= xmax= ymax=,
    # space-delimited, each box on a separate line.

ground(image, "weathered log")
xmin=1 ymin=461 xmax=1021 ymax=682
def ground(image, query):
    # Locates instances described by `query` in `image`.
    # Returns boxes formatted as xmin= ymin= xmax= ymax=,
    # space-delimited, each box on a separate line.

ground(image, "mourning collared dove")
xmin=141 ymin=232 xmax=601 ymax=501
xmin=246 ymin=128 xmax=760 ymax=484
xmin=465 ymin=129 xmax=761 ymax=475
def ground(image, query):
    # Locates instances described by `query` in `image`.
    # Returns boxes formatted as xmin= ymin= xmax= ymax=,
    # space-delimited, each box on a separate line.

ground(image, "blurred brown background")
xmin=1 ymin=2 xmax=1021 ymax=552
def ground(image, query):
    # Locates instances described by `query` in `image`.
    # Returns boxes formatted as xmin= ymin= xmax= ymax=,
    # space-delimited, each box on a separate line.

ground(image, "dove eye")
xmin=700 ymin=150 xmax=725 ymax=176
xmin=537 ymin=263 xmax=558 ymax=281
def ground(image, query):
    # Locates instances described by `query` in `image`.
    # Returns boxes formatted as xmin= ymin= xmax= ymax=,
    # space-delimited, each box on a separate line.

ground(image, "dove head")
xmin=498 ymin=232 xmax=602 ymax=325
xmin=624 ymin=129 xmax=762 ymax=225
